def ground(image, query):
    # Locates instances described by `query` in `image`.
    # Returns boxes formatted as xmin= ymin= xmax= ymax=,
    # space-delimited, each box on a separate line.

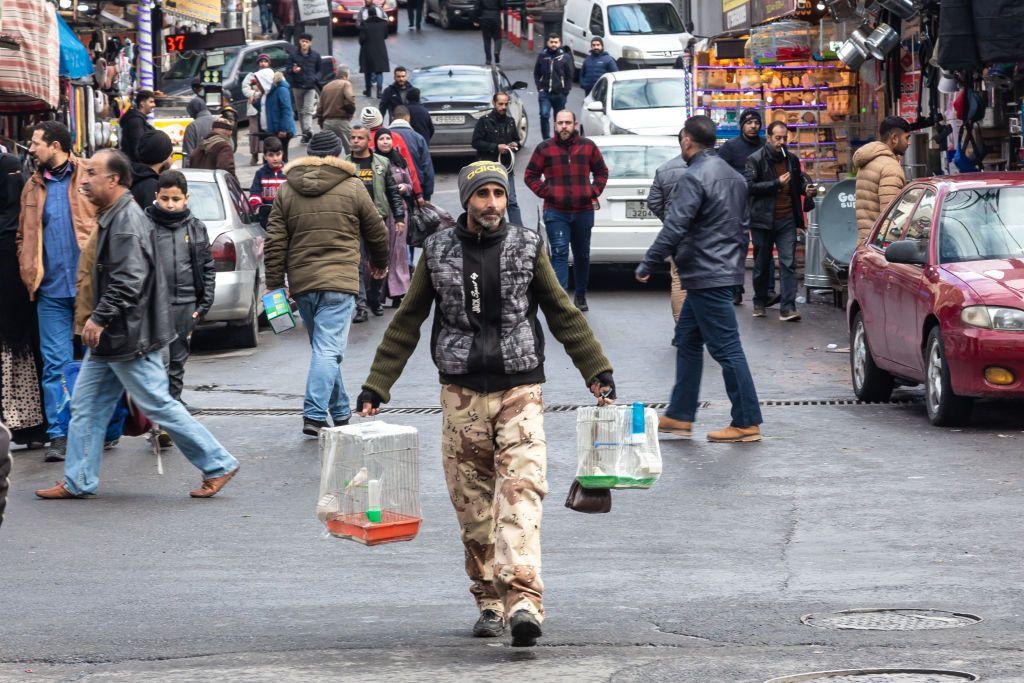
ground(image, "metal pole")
xmin=152 ymin=5 xmax=164 ymax=93
xmin=137 ymin=0 xmax=155 ymax=91
xmin=803 ymin=184 xmax=831 ymax=291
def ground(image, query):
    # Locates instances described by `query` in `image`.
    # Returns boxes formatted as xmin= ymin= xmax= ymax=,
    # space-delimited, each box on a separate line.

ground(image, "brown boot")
xmin=658 ymin=415 xmax=693 ymax=438
xmin=189 ymin=466 xmax=239 ymax=498
xmin=707 ymin=425 xmax=762 ymax=443
xmin=35 ymin=481 xmax=91 ymax=499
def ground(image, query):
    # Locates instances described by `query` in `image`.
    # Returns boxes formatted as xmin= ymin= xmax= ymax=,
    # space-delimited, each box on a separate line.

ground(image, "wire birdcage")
xmin=575 ymin=404 xmax=662 ymax=490
xmin=317 ymin=422 xmax=421 ymax=545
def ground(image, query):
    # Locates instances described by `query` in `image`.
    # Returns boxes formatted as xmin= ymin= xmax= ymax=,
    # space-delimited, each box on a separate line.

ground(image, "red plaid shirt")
xmin=524 ymin=133 xmax=608 ymax=212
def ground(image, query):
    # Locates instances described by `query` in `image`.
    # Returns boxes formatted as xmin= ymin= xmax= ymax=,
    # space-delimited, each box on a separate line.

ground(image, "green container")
xmin=576 ymin=475 xmax=658 ymax=490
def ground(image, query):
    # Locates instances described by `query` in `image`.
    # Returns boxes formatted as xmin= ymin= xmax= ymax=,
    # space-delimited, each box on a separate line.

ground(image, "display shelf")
xmin=790 ymin=141 xmax=837 ymax=147
xmin=697 ymin=64 xmax=843 ymax=70
xmin=696 ymin=88 xmax=764 ymax=93
xmin=767 ymin=104 xmax=827 ymax=109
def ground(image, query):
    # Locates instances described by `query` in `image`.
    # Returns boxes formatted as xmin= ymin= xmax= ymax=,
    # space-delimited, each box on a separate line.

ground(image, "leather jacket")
xmin=646 ymin=155 xmax=687 ymax=221
xmin=637 ymin=150 xmax=749 ymax=291
xmin=743 ymin=144 xmax=815 ymax=231
xmin=145 ymin=205 xmax=217 ymax=318
xmin=471 ymin=110 xmax=519 ymax=162
xmin=89 ymin=192 xmax=175 ymax=361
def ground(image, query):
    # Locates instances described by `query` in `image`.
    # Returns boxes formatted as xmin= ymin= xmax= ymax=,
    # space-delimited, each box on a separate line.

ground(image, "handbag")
xmin=564 ymin=479 xmax=611 ymax=514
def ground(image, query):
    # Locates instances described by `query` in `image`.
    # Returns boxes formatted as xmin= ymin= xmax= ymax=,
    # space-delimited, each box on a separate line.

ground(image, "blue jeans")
xmin=37 ymin=295 xmax=75 ymax=439
xmin=668 ymin=287 xmax=762 ymax=428
xmin=544 ymin=209 xmax=594 ymax=297
xmin=752 ymin=216 xmax=797 ymax=311
xmin=364 ymin=72 xmax=384 ymax=96
xmin=63 ymin=351 xmax=238 ymax=496
xmin=259 ymin=1 xmax=273 ymax=33
xmin=538 ymin=92 xmax=567 ymax=140
xmin=294 ymin=291 xmax=355 ymax=422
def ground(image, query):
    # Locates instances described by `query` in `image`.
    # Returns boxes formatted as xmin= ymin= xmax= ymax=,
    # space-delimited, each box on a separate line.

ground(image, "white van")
xmin=561 ymin=0 xmax=688 ymax=71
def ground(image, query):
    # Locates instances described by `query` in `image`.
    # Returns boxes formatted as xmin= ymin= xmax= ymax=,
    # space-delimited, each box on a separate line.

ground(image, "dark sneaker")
xmin=301 ymin=132 xmax=312 ymax=144
xmin=331 ymin=416 xmax=350 ymax=427
xmin=494 ymin=54 xmax=501 ymax=64
xmin=766 ymin=293 xmax=781 ymax=308
xmin=157 ymin=431 xmax=173 ymax=449
xmin=353 ymin=308 xmax=369 ymax=324
xmin=780 ymin=309 xmax=802 ymax=322
xmin=574 ymin=295 xmax=589 ymax=312
xmin=732 ymin=291 xmax=742 ymax=305
xmin=103 ymin=438 xmax=119 ymax=451
xmin=44 ymin=437 xmax=67 ymax=462
xmin=472 ymin=609 xmax=506 ymax=637
xmin=371 ymin=304 xmax=384 ymax=317
xmin=509 ymin=610 xmax=542 ymax=647
xmin=303 ymin=418 xmax=328 ymax=437
xmin=752 ymin=305 xmax=766 ymax=318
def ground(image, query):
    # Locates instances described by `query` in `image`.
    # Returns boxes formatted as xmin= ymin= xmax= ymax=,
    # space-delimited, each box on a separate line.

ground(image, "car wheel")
xmin=924 ymin=327 xmax=973 ymax=426
xmin=850 ymin=312 xmax=894 ymax=402
xmin=228 ymin=290 xmax=260 ymax=349
xmin=439 ymin=1 xmax=451 ymax=29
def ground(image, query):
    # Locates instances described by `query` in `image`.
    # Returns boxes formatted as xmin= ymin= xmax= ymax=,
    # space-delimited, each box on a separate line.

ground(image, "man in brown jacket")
xmin=17 ymin=122 xmax=97 ymax=462
xmin=316 ymin=65 xmax=356 ymax=154
xmin=264 ymin=130 xmax=388 ymax=437
xmin=854 ymin=116 xmax=910 ymax=242
xmin=187 ymin=118 xmax=237 ymax=178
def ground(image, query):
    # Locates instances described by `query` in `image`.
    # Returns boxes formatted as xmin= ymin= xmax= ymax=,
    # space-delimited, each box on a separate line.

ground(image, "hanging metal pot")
xmin=848 ymin=24 xmax=872 ymax=53
xmin=877 ymin=0 xmax=915 ymax=19
xmin=837 ymin=38 xmax=869 ymax=69
xmin=865 ymin=23 xmax=900 ymax=60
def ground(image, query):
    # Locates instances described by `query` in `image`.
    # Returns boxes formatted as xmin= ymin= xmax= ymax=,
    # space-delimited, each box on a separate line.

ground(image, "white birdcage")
xmin=575 ymin=404 xmax=662 ymax=490
xmin=317 ymin=421 xmax=421 ymax=545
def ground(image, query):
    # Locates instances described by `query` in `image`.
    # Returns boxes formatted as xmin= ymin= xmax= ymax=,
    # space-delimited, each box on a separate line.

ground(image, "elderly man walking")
xmin=636 ymin=115 xmax=763 ymax=443
xmin=264 ymin=130 xmax=389 ymax=436
xmin=357 ymin=161 xmax=615 ymax=648
xmin=35 ymin=150 xmax=240 ymax=499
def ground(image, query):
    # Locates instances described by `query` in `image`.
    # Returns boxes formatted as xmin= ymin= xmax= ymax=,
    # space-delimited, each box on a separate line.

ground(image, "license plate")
xmin=626 ymin=201 xmax=654 ymax=219
xmin=432 ymin=114 xmax=465 ymax=125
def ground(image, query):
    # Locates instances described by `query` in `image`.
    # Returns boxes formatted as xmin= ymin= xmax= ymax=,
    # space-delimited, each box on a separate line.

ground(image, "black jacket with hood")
xmin=534 ymin=47 xmax=573 ymax=96
xmin=118 ymin=108 xmax=155 ymax=163
xmin=130 ymin=163 xmax=159 ymax=209
xmin=743 ymin=143 xmax=815 ymax=231
xmin=145 ymin=204 xmax=217 ymax=318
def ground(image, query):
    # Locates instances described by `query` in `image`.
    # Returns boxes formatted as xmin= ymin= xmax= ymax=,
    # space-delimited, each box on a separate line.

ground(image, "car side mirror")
xmin=511 ymin=80 xmax=528 ymax=90
xmin=884 ymin=239 xmax=928 ymax=266
xmin=586 ymin=100 xmax=604 ymax=112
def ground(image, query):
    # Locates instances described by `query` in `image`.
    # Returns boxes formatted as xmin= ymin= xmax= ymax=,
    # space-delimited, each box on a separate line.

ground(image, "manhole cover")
xmin=801 ymin=609 xmax=982 ymax=631
xmin=764 ymin=669 xmax=978 ymax=683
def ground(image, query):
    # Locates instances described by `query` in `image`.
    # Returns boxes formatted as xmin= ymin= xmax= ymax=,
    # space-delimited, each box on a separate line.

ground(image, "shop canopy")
xmin=57 ymin=13 xmax=93 ymax=80
xmin=0 ymin=0 xmax=59 ymax=112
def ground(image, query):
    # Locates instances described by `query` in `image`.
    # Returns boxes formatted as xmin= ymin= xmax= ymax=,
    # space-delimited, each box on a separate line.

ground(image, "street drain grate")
xmin=801 ymin=609 xmax=982 ymax=631
xmin=764 ymin=669 xmax=978 ymax=683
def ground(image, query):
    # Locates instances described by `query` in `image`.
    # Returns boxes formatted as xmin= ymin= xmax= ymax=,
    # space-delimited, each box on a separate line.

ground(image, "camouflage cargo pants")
xmin=440 ymin=383 xmax=548 ymax=621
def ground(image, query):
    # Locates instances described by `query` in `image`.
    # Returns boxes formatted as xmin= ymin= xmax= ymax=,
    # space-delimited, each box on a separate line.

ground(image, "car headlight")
xmin=609 ymin=121 xmax=635 ymax=135
xmin=621 ymin=46 xmax=643 ymax=60
xmin=961 ymin=306 xmax=1024 ymax=331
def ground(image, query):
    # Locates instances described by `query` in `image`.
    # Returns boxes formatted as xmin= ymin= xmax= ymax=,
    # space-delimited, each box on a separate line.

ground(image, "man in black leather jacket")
xmin=35 ymin=150 xmax=240 ymax=501
xmin=744 ymin=121 xmax=815 ymax=321
xmin=636 ymin=116 xmax=763 ymax=444
xmin=471 ymin=91 xmax=522 ymax=225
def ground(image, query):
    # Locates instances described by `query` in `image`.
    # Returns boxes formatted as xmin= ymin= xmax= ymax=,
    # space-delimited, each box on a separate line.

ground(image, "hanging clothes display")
xmin=0 ymin=0 xmax=60 ymax=112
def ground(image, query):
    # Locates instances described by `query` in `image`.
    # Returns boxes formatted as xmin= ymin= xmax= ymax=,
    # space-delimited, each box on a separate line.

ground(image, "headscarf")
xmin=373 ymin=128 xmax=406 ymax=168
xmin=254 ymin=68 xmax=276 ymax=131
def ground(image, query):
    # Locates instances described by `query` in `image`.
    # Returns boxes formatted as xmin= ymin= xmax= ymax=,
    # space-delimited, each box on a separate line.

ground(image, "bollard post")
xmin=527 ymin=15 xmax=535 ymax=50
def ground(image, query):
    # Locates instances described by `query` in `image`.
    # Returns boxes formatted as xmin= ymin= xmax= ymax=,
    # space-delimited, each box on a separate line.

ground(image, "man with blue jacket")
xmin=533 ymin=34 xmax=573 ymax=140
xmin=580 ymin=38 xmax=617 ymax=96
xmin=287 ymin=33 xmax=323 ymax=144
xmin=254 ymin=68 xmax=297 ymax=163
xmin=636 ymin=116 xmax=763 ymax=444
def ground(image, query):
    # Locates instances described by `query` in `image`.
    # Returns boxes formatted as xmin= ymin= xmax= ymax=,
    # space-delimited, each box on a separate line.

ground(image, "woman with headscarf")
xmin=372 ymin=128 xmax=414 ymax=306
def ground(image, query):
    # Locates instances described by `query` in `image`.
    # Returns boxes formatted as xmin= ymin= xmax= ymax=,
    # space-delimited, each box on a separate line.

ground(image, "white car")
xmin=562 ymin=0 xmax=690 ymax=69
xmin=580 ymin=69 xmax=689 ymax=137
xmin=539 ymin=135 xmax=679 ymax=264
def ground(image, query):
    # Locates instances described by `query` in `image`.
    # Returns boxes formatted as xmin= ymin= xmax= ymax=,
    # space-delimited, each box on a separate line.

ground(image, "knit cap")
xmin=307 ymin=130 xmax=343 ymax=158
xmin=360 ymin=106 xmax=384 ymax=129
xmin=137 ymin=129 xmax=173 ymax=165
xmin=458 ymin=161 xmax=508 ymax=208
xmin=739 ymin=109 xmax=762 ymax=127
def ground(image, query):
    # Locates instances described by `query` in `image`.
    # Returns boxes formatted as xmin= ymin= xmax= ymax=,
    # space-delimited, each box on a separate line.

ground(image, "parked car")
xmin=333 ymin=0 xmax=399 ymax=32
xmin=409 ymin=65 xmax=528 ymax=157
xmin=847 ymin=174 xmax=1024 ymax=425
xmin=538 ymin=135 xmax=678 ymax=263
xmin=580 ymin=69 xmax=688 ymax=136
xmin=162 ymin=41 xmax=290 ymax=115
xmin=562 ymin=0 xmax=689 ymax=70
xmin=181 ymin=169 xmax=267 ymax=349
xmin=424 ymin=0 xmax=474 ymax=28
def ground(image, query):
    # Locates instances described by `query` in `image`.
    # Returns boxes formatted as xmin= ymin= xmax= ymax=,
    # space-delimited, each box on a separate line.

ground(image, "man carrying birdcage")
xmin=357 ymin=161 xmax=615 ymax=648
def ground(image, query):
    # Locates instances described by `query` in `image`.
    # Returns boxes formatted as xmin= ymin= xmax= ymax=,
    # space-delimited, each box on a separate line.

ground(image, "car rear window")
xmin=940 ymin=187 xmax=1024 ymax=263
xmin=188 ymin=181 xmax=227 ymax=222
xmin=600 ymin=146 xmax=680 ymax=179
xmin=607 ymin=3 xmax=683 ymax=35
xmin=611 ymin=78 xmax=686 ymax=110
xmin=411 ymin=72 xmax=492 ymax=101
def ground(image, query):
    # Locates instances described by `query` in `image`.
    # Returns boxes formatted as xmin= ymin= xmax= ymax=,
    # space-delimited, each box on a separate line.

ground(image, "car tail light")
xmin=211 ymin=234 xmax=237 ymax=272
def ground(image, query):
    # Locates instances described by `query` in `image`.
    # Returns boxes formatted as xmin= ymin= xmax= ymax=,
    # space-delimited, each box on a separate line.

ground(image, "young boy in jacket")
xmin=249 ymin=136 xmax=287 ymax=228
xmin=146 ymin=170 xmax=216 ymax=406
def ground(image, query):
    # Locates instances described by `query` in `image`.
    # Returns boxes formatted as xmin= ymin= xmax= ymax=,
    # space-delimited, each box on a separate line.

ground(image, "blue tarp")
xmin=57 ymin=13 xmax=93 ymax=79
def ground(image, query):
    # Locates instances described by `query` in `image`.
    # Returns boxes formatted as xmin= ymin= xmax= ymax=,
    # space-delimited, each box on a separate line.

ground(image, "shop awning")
xmin=160 ymin=0 xmax=221 ymax=25
xmin=0 ymin=0 xmax=59 ymax=112
xmin=57 ymin=13 xmax=93 ymax=80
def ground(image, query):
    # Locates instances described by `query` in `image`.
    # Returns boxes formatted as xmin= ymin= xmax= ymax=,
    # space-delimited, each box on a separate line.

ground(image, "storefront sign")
xmin=160 ymin=0 xmax=220 ymax=25
xmin=297 ymin=0 xmax=331 ymax=21
xmin=724 ymin=1 xmax=749 ymax=29
xmin=751 ymin=0 xmax=796 ymax=24
xmin=898 ymin=71 xmax=921 ymax=119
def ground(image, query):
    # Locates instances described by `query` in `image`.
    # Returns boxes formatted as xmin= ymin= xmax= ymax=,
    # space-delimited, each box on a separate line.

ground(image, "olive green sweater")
xmin=362 ymin=238 xmax=612 ymax=402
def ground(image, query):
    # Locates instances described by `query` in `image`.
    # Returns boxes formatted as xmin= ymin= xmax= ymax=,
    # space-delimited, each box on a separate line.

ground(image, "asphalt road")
xmin=4 ymin=24 xmax=1024 ymax=683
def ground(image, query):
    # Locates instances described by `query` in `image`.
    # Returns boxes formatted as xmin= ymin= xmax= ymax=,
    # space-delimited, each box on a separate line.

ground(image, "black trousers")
xmin=481 ymin=20 xmax=502 ymax=63
xmin=165 ymin=303 xmax=197 ymax=403
xmin=406 ymin=0 xmax=424 ymax=28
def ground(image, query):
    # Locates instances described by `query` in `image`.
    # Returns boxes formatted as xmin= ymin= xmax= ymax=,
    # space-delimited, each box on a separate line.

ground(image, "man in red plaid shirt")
xmin=524 ymin=110 xmax=608 ymax=312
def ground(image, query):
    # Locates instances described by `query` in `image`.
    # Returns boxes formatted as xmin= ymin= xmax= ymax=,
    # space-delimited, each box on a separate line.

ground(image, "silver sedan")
xmin=180 ymin=169 xmax=267 ymax=348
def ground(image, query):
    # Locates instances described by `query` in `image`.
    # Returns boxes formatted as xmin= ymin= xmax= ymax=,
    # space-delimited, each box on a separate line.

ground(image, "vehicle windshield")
xmin=611 ymin=79 xmax=685 ymax=110
xmin=164 ymin=48 xmax=240 ymax=81
xmin=188 ymin=182 xmax=226 ymax=222
xmin=411 ymin=72 xmax=492 ymax=101
xmin=607 ymin=3 xmax=683 ymax=35
xmin=939 ymin=187 xmax=1024 ymax=263
xmin=600 ymin=145 xmax=679 ymax=179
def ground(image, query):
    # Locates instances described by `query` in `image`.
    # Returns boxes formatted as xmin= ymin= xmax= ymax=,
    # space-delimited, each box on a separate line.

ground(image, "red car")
xmin=847 ymin=173 xmax=1024 ymax=425
xmin=332 ymin=0 xmax=398 ymax=32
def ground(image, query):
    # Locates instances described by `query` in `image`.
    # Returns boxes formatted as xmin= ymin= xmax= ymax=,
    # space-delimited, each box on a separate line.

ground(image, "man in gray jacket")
xmin=181 ymin=98 xmax=214 ymax=164
xmin=646 ymin=135 xmax=687 ymax=323
xmin=636 ymin=116 xmax=763 ymax=443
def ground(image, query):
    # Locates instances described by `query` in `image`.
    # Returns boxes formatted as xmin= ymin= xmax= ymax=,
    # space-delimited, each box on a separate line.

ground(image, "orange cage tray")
xmin=326 ymin=511 xmax=422 ymax=546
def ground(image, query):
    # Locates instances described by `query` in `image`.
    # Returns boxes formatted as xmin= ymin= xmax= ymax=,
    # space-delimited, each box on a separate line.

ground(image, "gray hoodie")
xmin=182 ymin=99 xmax=214 ymax=163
